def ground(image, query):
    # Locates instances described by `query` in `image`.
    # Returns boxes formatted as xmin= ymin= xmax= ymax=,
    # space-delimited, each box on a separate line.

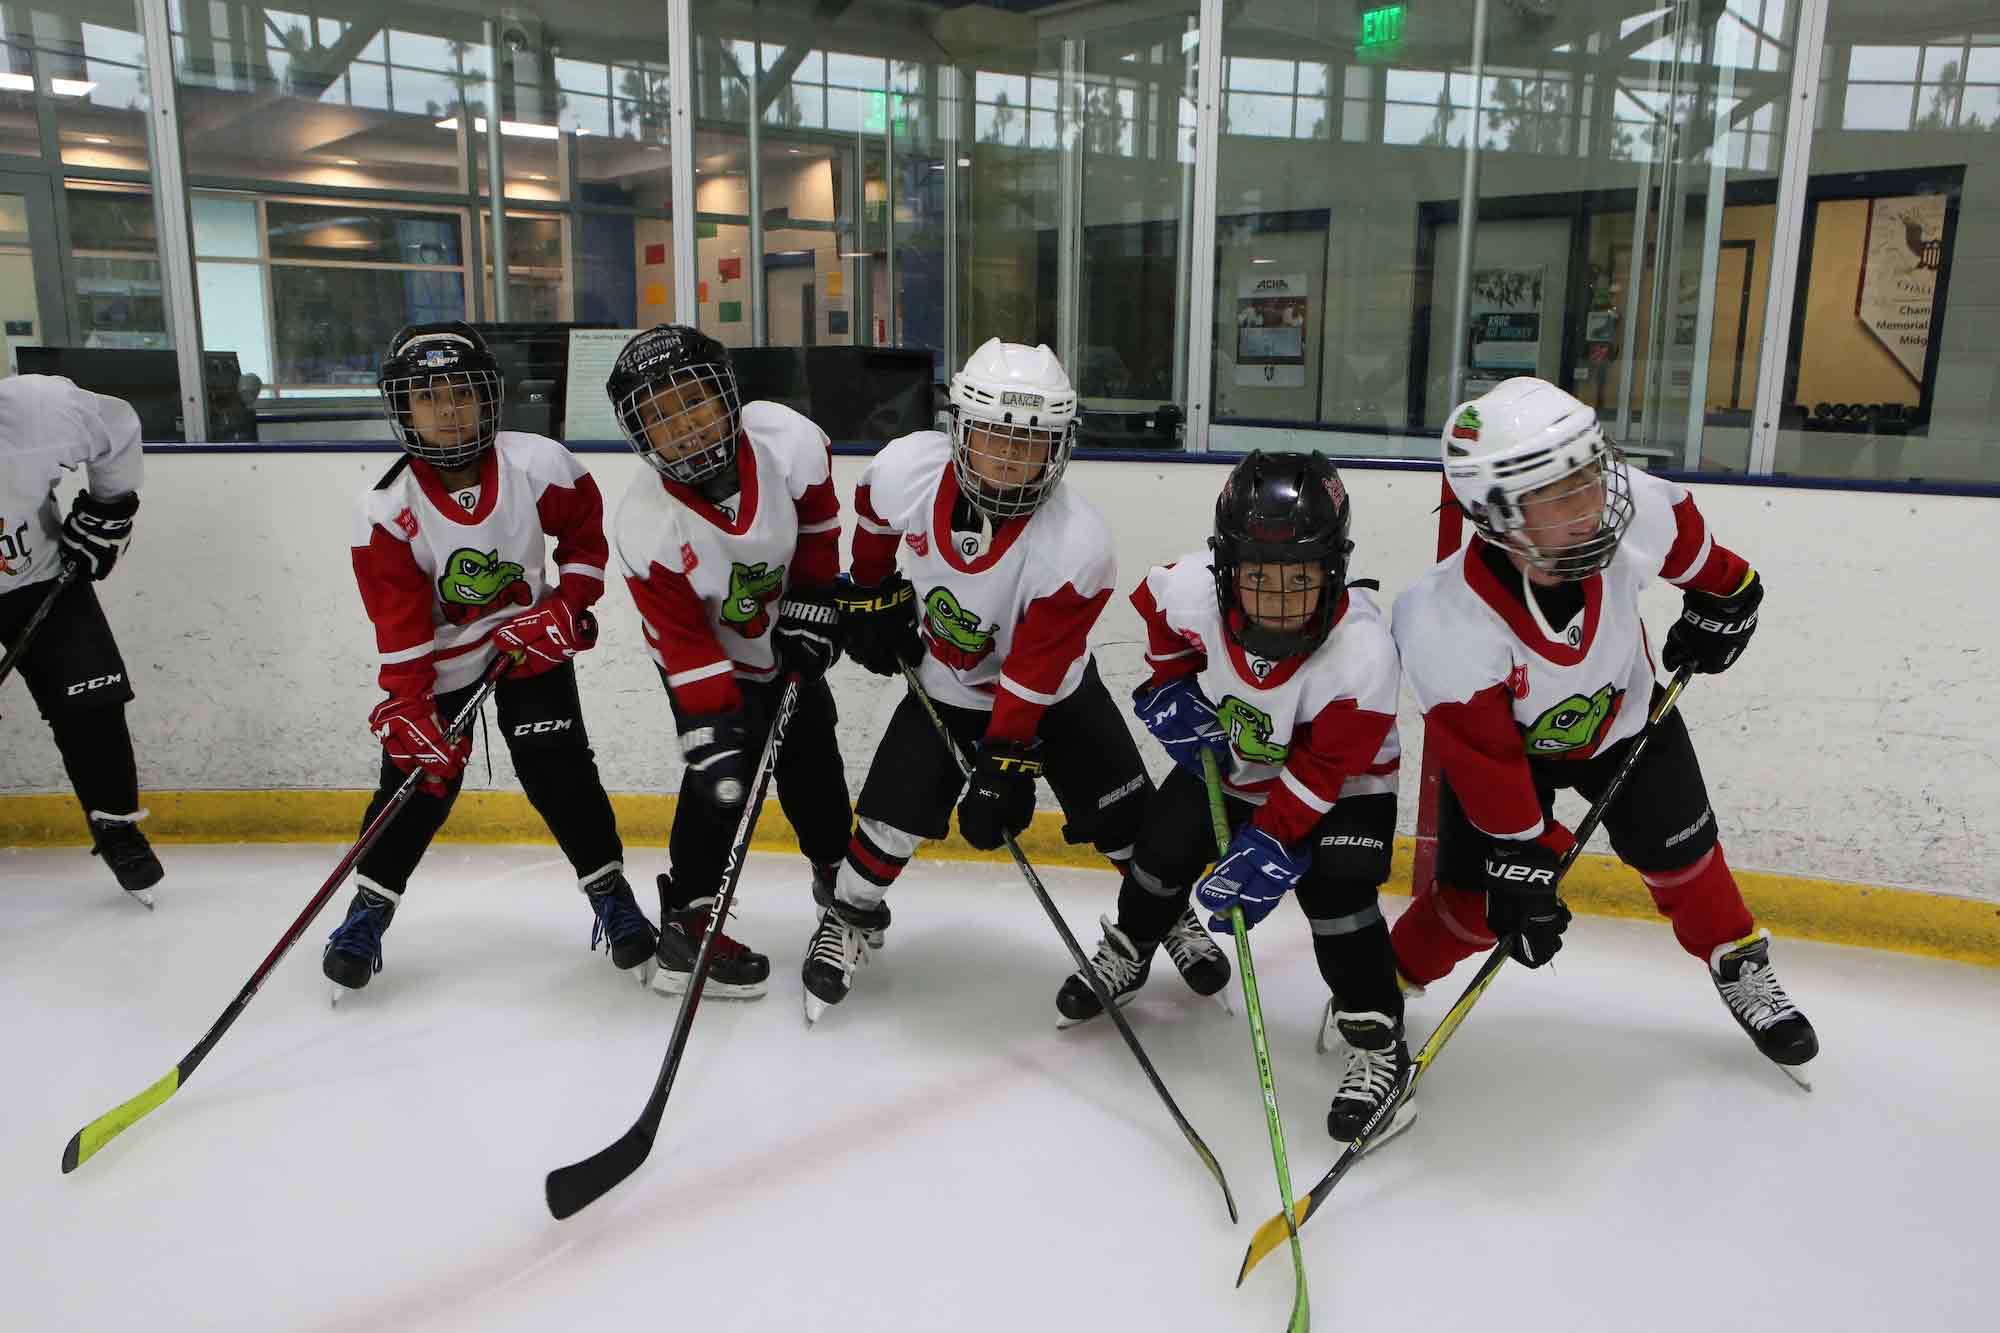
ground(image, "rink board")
xmin=5 ymin=788 xmax=1996 ymax=969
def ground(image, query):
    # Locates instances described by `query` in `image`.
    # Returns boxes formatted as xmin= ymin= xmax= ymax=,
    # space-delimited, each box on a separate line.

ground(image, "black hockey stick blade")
xmin=542 ymin=680 xmax=801 ymax=1220
xmin=545 ymin=1125 xmax=653 ymax=1220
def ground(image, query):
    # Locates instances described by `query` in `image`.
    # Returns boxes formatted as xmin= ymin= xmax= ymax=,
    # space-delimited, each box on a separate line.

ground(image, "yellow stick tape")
xmin=7 ymin=791 xmax=1997 ymax=968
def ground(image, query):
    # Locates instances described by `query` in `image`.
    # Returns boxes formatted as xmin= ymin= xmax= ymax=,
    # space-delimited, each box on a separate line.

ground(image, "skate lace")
xmin=1336 ymin=1041 xmax=1401 ymax=1104
xmin=326 ymin=898 xmax=391 ymax=974
xmin=1721 ymin=961 xmax=1798 ymax=1031
xmin=1086 ymin=917 xmax=1144 ymax=991
xmin=1161 ymin=909 xmax=1222 ymax=970
xmin=589 ymin=892 xmax=654 ymax=953
xmin=808 ymin=910 xmax=870 ymax=978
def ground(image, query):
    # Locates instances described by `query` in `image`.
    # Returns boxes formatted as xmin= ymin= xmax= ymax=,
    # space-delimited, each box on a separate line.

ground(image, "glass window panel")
xmin=1229 ymin=57 xmax=1294 ymax=93
xmin=1298 ymin=62 xmax=1330 ymax=97
xmin=1841 ymin=84 xmax=1915 ymax=130
xmin=67 ymin=187 xmax=158 ymax=253
xmin=1848 ymin=45 xmax=1921 ymax=82
xmin=1387 ymin=69 xmax=1446 ymax=102
xmin=1965 ymin=47 xmax=2000 ymax=81
xmin=266 ymin=202 xmax=462 ymax=265
xmin=825 ymin=52 xmax=884 ymax=89
xmin=271 ymin=266 xmax=465 ymax=385
xmin=192 ymin=195 xmax=260 ymax=258
xmin=72 ymin=256 xmax=167 ymax=349
xmin=196 ymin=260 xmax=272 ymax=382
xmin=1225 ymin=91 xmax=1293 ymax=137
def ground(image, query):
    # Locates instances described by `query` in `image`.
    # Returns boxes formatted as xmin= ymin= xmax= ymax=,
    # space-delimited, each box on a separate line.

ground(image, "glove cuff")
xmin=75 ymin=490 xmax=140 ymax=520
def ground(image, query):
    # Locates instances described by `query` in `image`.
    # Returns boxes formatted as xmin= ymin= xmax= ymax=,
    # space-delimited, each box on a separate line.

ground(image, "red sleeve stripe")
xmin=799 ymin=518 xmax=841 ymax=535
xmin=379 ymin=639 xmax=435 ymax=665
xmin=1278 ymin=766 xmax=1334 ymax=815
xmin=997 ymin=672 xmax=1063 ymax=706
xmin=665 ymin=659 xmax=734 ymax=689
xmin=1659 ymin=495 xmax=1714 ymax=586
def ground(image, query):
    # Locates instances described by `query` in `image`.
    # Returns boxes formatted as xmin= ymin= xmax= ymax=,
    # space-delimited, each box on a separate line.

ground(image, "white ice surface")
xmin=4 ymin=843 xmax=1997 ymax=1332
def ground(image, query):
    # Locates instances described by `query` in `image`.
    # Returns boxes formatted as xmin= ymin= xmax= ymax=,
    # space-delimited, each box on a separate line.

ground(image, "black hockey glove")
xmin=59 ymin=490 xmax=139 ymax=581
xmin=835 ymin=574 xmax=922 ymax=677
xmin=1479 ymin=838 xmax=1572 ymax=969
xmin=679 ymin=712 xmax=752 ymax=811
xmin=1662 ymin=570 xmax=1762 ymax=676
xmin=956 ymin=738 xmax=1043 ymax=852
xmin=773 ymin=584 xmax=843 ymax=683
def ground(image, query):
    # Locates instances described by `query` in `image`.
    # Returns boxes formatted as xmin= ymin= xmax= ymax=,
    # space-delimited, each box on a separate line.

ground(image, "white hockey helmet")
xmin=947 ymin=338 xmax=1079 ymax=521
xmin=1441 ymin=376 xmax=1634 ymax=582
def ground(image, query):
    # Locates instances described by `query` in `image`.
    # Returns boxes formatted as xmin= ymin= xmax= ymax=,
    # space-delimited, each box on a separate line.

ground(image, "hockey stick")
xmin=545 ymin=676 xmax=802 ymax=1220
xmin=0 ymin=558 xmax=82 ymax=712
xmin=61 ymin=655 xmax=511 ymax=1174
xmin=900 ymin=663 xmax=1238 ymax=1223
xmin=1201 ymin=750 xmax=1309 ymax=1332
xmin=1237 ymin=668 xmax=1694 ymax=1281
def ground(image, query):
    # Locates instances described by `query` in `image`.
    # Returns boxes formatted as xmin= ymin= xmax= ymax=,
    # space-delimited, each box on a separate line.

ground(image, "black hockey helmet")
xmin=1210 ymin=450 xmax=1354 ymax=660
xmin=606 ymin=323 xmax=743 ymax=486
xmin=378 ymin=321 xmax=502 ymax=469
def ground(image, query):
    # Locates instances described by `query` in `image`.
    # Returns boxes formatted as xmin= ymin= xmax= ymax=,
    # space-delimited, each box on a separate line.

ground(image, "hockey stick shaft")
xmin=61 ymin=657 xmax=510 ymax=1174
xmin=1201 ymin=751 xmax=1309 ymax=1331
xmin=544 ymin=677 xmax=802 ymax=1220
xmin=1237 ymin=668 xmax=1694 ymax=1278
xmin=901 ymin=664 xmax=1238 ymax=1223
xmin=0 ymin=559 xmax=81 ymax=700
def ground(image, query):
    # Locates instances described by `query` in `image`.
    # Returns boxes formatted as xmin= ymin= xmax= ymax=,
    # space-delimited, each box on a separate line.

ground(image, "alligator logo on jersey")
xmin=922 ymin=586 xmax=998 ymax=669
xmin=720 ymin=560 xmax=786 ymax=637
xmin=1524 ymin=682 xmax=1624 ymax=756
xmin=1217 ymin=696 xmax=1287 ymax=764
xmin=436 ymin=546 xmax=531 ymax=625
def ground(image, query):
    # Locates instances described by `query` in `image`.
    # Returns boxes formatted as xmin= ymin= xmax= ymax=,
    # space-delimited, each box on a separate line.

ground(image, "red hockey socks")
xmin=1640 ymin=843 xmax=1755 ymax=961
xmin=1390 ymin=879 xmax=1496 ymax=986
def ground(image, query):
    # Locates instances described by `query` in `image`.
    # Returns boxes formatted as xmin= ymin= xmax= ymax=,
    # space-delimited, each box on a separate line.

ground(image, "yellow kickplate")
xmin=7 ymin=791 xmax=1997 ymax=967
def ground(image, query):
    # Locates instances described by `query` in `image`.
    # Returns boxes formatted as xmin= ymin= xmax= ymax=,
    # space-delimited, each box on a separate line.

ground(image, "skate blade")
xmin=1209 ymin=990 xmax=1233 ymax=1017
xmin=633 ymin=957 xmax=659 ymax=988
xmin=126 ymin=888 xmax=156 ymax=910
xmin=1361 ymin=1098 xmax=1420 ymax=1153
xmin=1779 ymin=1063 xmax=1813 ymax=1092
xmin=329 ymin=984 xmax=344 ymax=1009
xmin=649 ymin=969 xmax=768 ymax=1001
xmin=803 ymin=992 xmax=830 ymax=1027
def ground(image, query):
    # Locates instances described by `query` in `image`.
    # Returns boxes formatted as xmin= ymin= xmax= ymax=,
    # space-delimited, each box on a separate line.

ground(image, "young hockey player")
xmin=0 ymin=373 xmax=162 ymax=902
xmin=806 ymin=338 xmax=1202 ymax=1023
xmin=1080 ymin=451 xmax=1408 ymax=1139
xmin=326 ymin=322 xmax=655 ymax=994
xmin=1391 ymin=376 xmax=1817 ymax=1080
xmin=608 ymin=324 xmax=853 ymax=1000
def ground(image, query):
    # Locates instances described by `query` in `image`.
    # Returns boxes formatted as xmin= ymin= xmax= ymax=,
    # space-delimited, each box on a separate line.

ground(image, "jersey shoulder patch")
xmin=742 ymin=400 xmax=833 ymax=491
xmin=858 ymin=429 xmax=950 ymax=529
xmin=613 ymin=472 xmax=688 ymax=578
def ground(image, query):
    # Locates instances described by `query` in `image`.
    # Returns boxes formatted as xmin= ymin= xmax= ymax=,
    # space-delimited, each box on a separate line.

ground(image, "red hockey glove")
xmin=369 ymin=694 xmax=471 ymax=792
xmin=495 ymin=598 xmax=596 ymax=676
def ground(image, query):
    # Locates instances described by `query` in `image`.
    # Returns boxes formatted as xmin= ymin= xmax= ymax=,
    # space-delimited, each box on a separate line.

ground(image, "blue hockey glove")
xmin=1131 ymin=675 xmax=1230 ymax=776
xmin=1194 ymin=825 xmax=1308 ymax=931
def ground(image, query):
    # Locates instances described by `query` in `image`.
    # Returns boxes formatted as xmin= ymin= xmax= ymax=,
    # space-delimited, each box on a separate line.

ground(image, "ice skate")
xmin=652 ymin=894 xmax=772 ymax=1000
xmin=813 ymin=861 xmax=885 ymax=949
xmin=1710 ymin=930 xmax=1818 ymax=1089
xmin=1323 ymin=1008 xmax=1417 ymax=1146
xmin=1161 ymin=905 xmax=1232 ymax=1013
xmin=802 ymin=896 xmax=891 ymax=1024
xmin=87 ymin=809 xmax=161 ymax=908
xmin=1055 ymin=916 xmax=1152 ymax=1028
xmin=323 ymin=884 xmax=398 ymax=1004
xmin=582 ymin=866 xmax=658 ymax=981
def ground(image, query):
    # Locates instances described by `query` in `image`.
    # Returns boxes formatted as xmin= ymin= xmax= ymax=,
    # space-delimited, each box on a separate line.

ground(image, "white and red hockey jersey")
xmin=351 ymin=431 xmax=607 ymax=696
xmin=1393 ymin=466 xmax=1750 ymax=840
xmin=1135 ymin=553 xmax=1401 ymax=847
xmin=851 ymin=430 xmax=1114 ymax=743
xmin=0 ymin=374 xmax=144 ymax=589
xmin=615 ymin=400 xmax=839 ymax=716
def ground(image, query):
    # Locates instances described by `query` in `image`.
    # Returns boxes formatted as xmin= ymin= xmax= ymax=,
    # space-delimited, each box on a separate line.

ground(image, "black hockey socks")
xmin=51 ymin=705 xmax=139 ymax=817
xmin=1308 ymin=904 xmax=1403 ymax=1022
xmin=515 ymin=747 xmax=623 ymax=878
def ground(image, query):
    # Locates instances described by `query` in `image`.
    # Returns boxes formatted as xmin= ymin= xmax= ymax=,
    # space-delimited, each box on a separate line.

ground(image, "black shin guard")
xmin=49 ymin=705 xmax=140 ymax=816
xmin=1308 ymin=911 xmax=1402 ymax=1019
xmin=1116 ymin=862 xmax=1189 ymax=946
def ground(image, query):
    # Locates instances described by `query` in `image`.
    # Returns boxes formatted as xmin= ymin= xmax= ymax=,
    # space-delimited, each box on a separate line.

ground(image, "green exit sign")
xmin=1358 ymin=4 xmax=1406 ymax=54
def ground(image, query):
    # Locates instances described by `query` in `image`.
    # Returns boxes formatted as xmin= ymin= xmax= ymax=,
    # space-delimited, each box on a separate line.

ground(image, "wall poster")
xmin=1856 ymin=193 xmax=1946 ymax=386
xmin=1233 ymin=271 xmax=1309 ymax=388
xmin=1463 ymin=265 xmax=1545 ymax=396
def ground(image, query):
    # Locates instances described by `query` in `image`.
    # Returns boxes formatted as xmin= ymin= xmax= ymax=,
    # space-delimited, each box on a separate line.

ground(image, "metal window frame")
xmin=138 ymin=0 xmax=208 ymax=441
xmin=668 ymin=0 xmax=697 ymax=326
xmin=1748 ymin=0 xmax=1829 ymax=476
xmin=1182 ymin=0 xmax=1226 ymax=453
